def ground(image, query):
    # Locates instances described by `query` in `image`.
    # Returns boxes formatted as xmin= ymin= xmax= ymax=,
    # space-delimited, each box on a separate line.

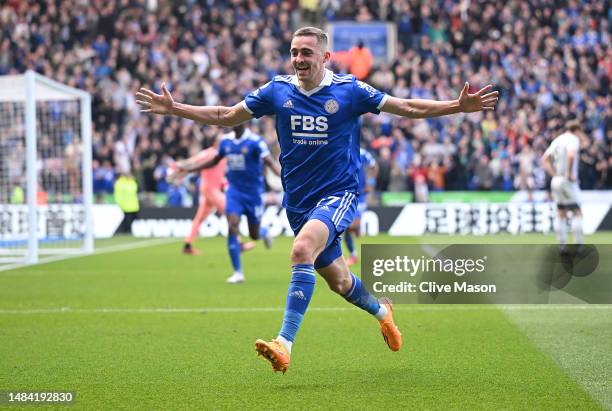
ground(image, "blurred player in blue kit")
xmin=136 ymin=27 xmax=498 ymax=373
xmin=345 ymin=147 xmax=377 ymax=267
xmin=175 ymin=123 xmax=281 ymax=284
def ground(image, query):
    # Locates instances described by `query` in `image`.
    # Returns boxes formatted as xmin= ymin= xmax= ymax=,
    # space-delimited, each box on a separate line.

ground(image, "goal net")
xmin=0 ymin=71 xmax=93 ymax=267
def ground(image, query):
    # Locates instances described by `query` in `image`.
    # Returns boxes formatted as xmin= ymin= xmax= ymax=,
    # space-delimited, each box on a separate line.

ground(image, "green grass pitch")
xmin=1 ymin=234 xmax=611 ymax=409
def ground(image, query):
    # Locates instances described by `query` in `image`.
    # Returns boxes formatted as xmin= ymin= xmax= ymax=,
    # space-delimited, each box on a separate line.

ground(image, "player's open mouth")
xmin=296 ymin=67 xmax=309 ymax=73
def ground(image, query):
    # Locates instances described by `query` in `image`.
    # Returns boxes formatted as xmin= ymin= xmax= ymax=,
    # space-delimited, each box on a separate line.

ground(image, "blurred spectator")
xmin=427 ymin=159 xmax=447 ymax=191
xmin=10 ymin=184 xmax=24 ymax=204
xmin=606 ymin=157 xmax=612 ymax=188
xmin=347 ymin=40 xmax=373 ymax=80
xmin=114 ymin=171 xmax=140 ymax=234
xmin=496 ymin=158 xmax=514 ymax=191
xmin=167 ymin=184 xmax=189 ymax=207
xmin=473 ymin=155 xmax=494 ymax=191
xmin=153 ymin=155 xmax=173 ymax=194
xmin=580 ymin=144 xmax=598 ymax=189
xmin=414 ymin=174 xmax=429 ymax=203
xmin=92 ymin=160 xmax=115 ymax=200
xmin=516 ymin=144 xmax=535 ymax=200
xmin=300 ymin=0 xmax=320 ymax=26
xmin=375 ymin=146 xmax=392 ymax=191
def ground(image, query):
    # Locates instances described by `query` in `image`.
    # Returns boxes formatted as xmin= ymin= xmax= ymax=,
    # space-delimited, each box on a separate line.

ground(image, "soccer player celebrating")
xmin=136 ymin=27 xmax=499 ymax=373
xmin=541 ymin=120 xmax=584 ymax=253
xmin=175 ymin=124 xmax=280 ymax=283
xmin=345 ymin=147 xmax=377 ymax=266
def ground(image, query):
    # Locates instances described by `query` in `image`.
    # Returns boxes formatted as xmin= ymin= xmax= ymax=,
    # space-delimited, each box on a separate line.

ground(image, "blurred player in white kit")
xmin=541 ymin=120 xmax=584 ymax=252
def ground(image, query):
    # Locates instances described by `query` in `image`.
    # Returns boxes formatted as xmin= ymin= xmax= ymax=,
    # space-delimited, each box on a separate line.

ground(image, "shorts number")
xmin=317 ymin=196 xmax=341 ymax=207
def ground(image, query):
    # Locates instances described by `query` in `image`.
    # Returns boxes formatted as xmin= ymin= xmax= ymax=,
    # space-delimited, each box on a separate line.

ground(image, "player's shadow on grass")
xmin=536 ymin=244 xmax=598 ymax=292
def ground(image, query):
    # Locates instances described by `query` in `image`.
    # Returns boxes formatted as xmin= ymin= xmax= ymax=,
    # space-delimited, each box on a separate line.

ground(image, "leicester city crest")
xmin=324 ymin=99 xmax=339 ymax=114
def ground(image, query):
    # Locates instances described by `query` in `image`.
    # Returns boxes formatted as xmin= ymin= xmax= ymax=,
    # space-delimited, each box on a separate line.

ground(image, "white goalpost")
xmin=0 ymin=70 xmax=93 ymax=266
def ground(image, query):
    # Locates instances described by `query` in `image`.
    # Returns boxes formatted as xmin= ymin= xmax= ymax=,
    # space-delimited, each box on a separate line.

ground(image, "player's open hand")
xmin=166 ymin=162 xmax=187 ymax=185
xmin=458 ymin=83 xmax=499 ymax=113
xmin=135 ymin=83 xmax=175 ymax=115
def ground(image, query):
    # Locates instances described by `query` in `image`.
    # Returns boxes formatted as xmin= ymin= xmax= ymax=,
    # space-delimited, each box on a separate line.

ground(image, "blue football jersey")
xmin=358 ymin=148 xmax=376 ymax=196
xmin=218 ymin=129 xmax=270 ymax=196
xmin=243 ymin=69 xmax=387 ymax=213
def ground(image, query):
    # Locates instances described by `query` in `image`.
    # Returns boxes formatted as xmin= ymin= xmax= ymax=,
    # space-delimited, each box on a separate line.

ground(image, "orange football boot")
xmin=255 ymin=339 xmax=291 ymax=373
xmin=378 ymin=300 xmax=402 ymax=352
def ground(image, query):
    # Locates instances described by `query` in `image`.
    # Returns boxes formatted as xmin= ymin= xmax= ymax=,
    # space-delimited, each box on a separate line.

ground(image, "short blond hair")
xmin=292 ymin=27 xmax=328 ymax=50
xmin=566 ymin=119 xmax=581 ymax=133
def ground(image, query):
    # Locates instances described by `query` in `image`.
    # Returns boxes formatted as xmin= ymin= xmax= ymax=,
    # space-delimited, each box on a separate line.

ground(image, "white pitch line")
xmin=0 ymin=238 xmax=178 ymax=273
xmin=0 ymin=305 xmax=610 ymax=315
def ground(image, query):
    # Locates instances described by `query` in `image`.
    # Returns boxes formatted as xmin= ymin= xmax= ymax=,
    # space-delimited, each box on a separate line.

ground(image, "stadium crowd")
xmin=1 ymin=0 xmax=610 ymax=204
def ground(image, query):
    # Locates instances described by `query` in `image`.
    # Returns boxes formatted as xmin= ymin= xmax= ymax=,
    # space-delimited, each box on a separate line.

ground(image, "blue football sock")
xmin=259 ymin=226 xmax=269 ymax=238
xmin=227 ymin=234 xmax=241 ymax=272
xmin=343 ymin=273 xmax=380 ymax=316
xmin=278 ymin=264 xmax=315 ymax=343
xmin=345 ymin=232 xmax=355 ymax=255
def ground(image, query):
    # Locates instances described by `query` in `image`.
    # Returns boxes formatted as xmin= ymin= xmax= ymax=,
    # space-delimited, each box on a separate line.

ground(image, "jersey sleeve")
xmin=217 ymin=139 xmax=229 ymax=158
xmin=243 ymin=81 xmax=275 ymax=118
xmin=543 ymin=138 xmax=556 ymax=157
xmin=256 ymin=138 xmax=271 ymax=159
xmin=364 ymin=151 xmax=376 ymax=168
xmin=352 ymin=80 xmax=388 ymax=115
xmin=570 ymin=136 xmax=580 ymax=151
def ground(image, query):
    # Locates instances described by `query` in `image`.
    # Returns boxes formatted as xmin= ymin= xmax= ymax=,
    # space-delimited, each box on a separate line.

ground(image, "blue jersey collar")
xmin=290 ymin=69 xmax=333 ymax=97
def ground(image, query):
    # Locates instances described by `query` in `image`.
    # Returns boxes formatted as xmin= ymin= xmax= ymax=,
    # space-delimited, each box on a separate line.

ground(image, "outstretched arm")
xmin=263 ymin=156 xmax=281 ymax=177
xmin=136 ymin=83 xmax=252 ymax=127
xmin=177 ymin=153 xmax=223 ymax=173
xmin=381 ymin=83 xmax=499 ymax=119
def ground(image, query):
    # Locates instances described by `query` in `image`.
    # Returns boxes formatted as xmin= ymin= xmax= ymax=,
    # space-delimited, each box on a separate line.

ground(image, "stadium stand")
xmin=1 ymin=0 xmax=609 ymax=204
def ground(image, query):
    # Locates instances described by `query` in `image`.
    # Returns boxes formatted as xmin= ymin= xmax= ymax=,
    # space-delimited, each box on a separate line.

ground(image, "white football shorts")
xmin=551 ymin=176 xmax=580 ymax=208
